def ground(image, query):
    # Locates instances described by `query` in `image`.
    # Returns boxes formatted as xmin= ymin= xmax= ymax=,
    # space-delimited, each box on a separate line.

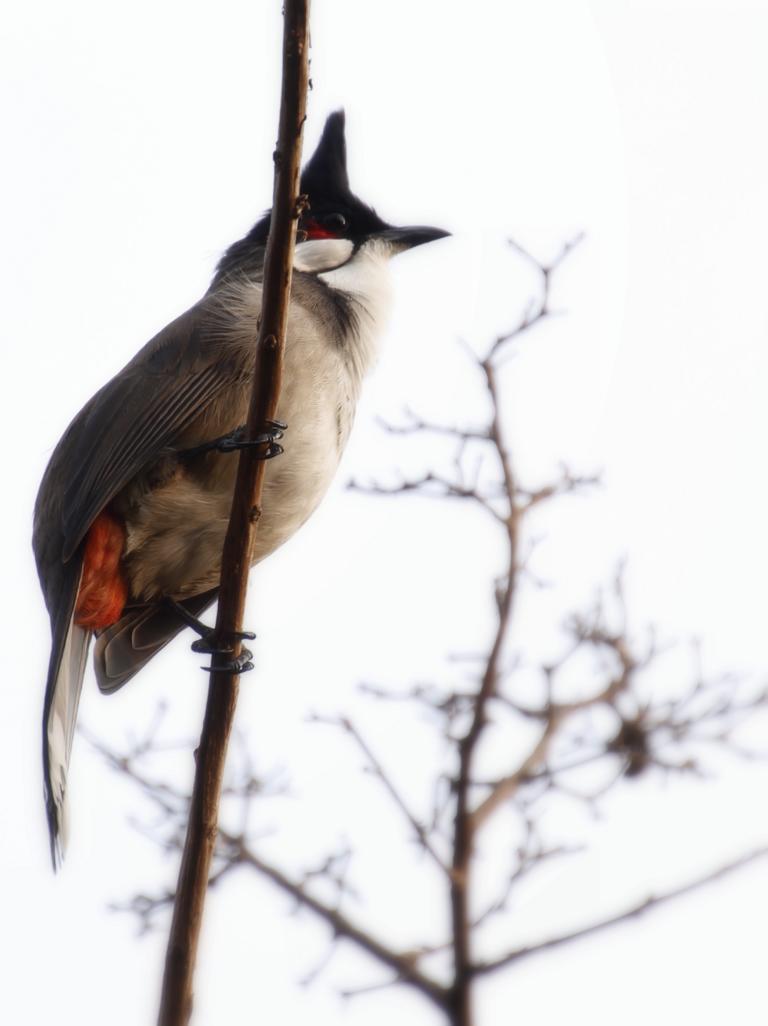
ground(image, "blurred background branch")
xmin=90 ymin=239 xmax=768 ymax=1026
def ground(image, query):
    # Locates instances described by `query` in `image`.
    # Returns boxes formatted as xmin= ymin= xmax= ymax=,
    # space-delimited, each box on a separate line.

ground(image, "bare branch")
xmin=515 ymin=466 xmax=600 ymax=513
xmin=447 ymin=323 xmax=522 ymax=1026
xmin=348 ymin=472 xmax=506 ymax=523
xmin=333 ymin=716 xmax=451 ymax=877
xmin=376 ymin=410 xmax=490 ymax=443
xmin=473 ymin=847 xmax=768 ymax=976
xmin=469 ymin=717 xmax=560 ymax=831
xmin=487 ymin=233 xmax=584 ymax=361
xmin=223 ymin=833 xmax=450 ymax=1010
xmin=89 ymin=728 xmax=448 ymax=1010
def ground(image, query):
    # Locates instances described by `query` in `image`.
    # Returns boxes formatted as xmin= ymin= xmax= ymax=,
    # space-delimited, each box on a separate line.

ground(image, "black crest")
xmin=301 ymin=110 xmax=350 ymax=200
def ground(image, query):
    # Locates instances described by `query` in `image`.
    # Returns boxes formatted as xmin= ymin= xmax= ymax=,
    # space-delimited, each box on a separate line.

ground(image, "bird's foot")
xmin=192 ymin=636 xmax=255 ymax=675
xmin=178 ymin=420 xmax=287 ymax=461
xmin=166 ymin=598 xmax=256 ymax=675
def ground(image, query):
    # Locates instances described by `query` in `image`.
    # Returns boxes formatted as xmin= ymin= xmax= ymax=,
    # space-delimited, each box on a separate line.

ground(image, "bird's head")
xmin=214 ymin=110 xmax=448 ymax=282
xmin=297 ymin=110 xmax=448 ymax=256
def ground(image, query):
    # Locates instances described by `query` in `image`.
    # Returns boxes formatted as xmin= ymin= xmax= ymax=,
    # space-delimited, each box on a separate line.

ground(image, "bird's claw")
xmin=199 ymin=647 xmax=255 ymax=675
xmin=179 ymin=420 xmax=287 ymax=461
xmin=192 ymin=634 xmax=254 ymax=674
xmin=164 ymin=598 xmax=257 ymax=675
xmin=190 ymin=629 xmax=256 ymax=655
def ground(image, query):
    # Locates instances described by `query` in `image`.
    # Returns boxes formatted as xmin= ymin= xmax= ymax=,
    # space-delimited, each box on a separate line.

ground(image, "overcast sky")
xmin=3 ymin=2 xmax=768 ymax=1024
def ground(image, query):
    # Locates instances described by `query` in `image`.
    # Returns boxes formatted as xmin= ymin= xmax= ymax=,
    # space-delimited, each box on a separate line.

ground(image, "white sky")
xmin=3 ymin=1 xmax=768 ymax=1024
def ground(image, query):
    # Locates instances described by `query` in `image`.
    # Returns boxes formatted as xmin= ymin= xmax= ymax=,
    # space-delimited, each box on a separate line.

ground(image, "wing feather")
xmin=31 ymin=291 xmax=252 ymax=566
xmin=57 ymin=309 xmax=237 ymax=560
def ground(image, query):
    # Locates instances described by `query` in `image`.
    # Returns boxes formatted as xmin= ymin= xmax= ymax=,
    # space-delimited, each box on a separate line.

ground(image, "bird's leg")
xmin=165 ymin=598 xmax=256 ymax=675
xmin=177 ymin=420 xmax=287 ymax=461
xmin=167 ymin=421 xmax=285 ymax=673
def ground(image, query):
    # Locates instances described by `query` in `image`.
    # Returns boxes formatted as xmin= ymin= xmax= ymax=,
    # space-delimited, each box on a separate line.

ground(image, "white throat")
xmin=319 ymin=237 xmax=394 ymax=388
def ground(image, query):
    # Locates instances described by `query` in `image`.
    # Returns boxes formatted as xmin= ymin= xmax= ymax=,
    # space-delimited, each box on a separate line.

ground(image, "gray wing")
xmin=34 ymin=292 xmax=253 ymax=864
xmin=52 ymin=298 xmax=248 ymax=563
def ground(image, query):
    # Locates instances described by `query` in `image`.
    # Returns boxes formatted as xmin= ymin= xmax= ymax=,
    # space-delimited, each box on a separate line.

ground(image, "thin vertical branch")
xmin=448 ymin=357 xmax=519 ymax=1026
xmin=156 ymin=4 xmax=310 ymax=1025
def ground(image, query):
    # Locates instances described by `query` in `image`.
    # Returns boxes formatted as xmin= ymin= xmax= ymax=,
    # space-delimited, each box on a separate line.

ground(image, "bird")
xmin=33 ymin=110 xmax=448 ymax=865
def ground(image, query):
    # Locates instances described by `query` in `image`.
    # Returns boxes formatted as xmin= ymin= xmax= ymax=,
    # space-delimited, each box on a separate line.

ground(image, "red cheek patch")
xmin=304 ymin=218 xmax=337 ymax=240
xmin=74 ymin=510 xmax=128 ymax=630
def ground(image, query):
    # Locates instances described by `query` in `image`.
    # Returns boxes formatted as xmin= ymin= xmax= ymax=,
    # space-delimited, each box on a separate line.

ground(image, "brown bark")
xmin=156 ymin=4 xmax=311 ymax=1024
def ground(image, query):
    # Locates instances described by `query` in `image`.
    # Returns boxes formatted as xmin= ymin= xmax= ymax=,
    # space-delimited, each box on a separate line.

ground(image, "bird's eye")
xmin=323 ymin=213 xmax=348 ymax=233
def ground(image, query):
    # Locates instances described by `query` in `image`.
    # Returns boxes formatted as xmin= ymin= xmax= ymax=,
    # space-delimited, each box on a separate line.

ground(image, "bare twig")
xmin=90 ymin=729 xmax=449 ymax=1011
xmin=335 ymin=716 xmax=451 ymax=876
xmin=487 ymin=234 xmax=584 ymax=361
xmin=472 ymin=846 xmax=768 ymax=975
xmin=226 ymin=834 xmax=450 ymax=1009
xmin=348 ymin=472 xmax=507 ymax=522
xmin=471 ymin=627 xmax=639 ymax=830
xmin=156 ymin=6 xmax=310 ymax=1025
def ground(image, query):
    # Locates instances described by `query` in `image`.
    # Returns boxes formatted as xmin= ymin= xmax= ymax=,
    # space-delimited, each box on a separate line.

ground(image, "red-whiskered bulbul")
xmin=34 ymin=111 xmax=448 ymax=864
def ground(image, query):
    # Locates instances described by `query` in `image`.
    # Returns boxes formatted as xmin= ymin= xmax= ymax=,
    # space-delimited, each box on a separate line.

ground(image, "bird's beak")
xmin=375 ymin=225 xmax=451 ymax=254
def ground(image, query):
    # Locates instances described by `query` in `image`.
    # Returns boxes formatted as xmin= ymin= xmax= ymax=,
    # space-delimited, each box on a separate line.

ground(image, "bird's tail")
xmin=42 ymin=573 xmax=91 ymax=868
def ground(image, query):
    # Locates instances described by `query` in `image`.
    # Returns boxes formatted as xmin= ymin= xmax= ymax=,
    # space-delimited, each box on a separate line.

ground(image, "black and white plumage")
xmin=33 ymin=110 xmax=448 ymax=865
